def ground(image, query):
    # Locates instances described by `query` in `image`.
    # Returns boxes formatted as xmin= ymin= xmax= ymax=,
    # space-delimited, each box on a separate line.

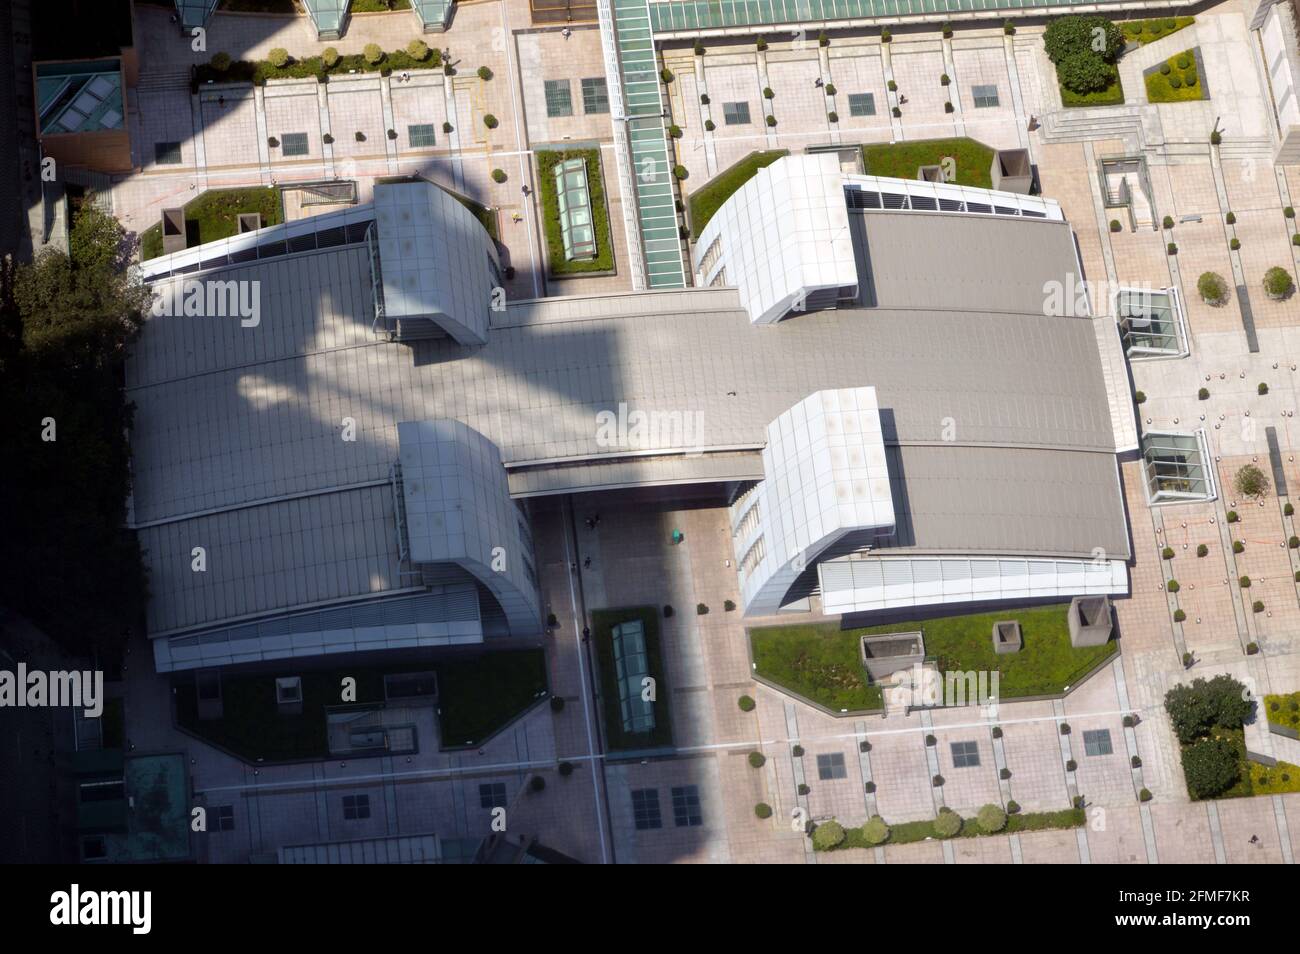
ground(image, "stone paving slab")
xmin=1017 ymin=828 xmax=1081 ymax=864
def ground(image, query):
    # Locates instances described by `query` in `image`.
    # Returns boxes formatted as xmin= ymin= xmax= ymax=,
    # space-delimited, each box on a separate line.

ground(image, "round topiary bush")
xmin=1287 ymin=502 xmax=1295 ymax=516
xmin=1163 ymin=215 xmax=1175 ymax=230
xmin=704 ymin=119 xmax=716 ymax=131
xmin=812 ymin=820 xmax=846 ymax=850
xmin=1066 ymin=759 xmax=1077 ymax=772
xmin=1174 ymin=609 xmax=1186 ymax=622
xmin=364 ymin=44 xmax=384 ymax=65
xmin=407 ymin=39 xmax=430 ymax=61
xmin=766 ymin=115 xmax=777 ymax=127
xmin=483 ymin=114 xmax=499 ymax=129
xmin=1239 ymin=575 xmax=1251 ymax=588
xmin=1198 ymin=271 xmax=1228 ymax=306
xmin=442 ymin=121 xmax=454 ymax=134
xmin=1264 ymin=266 xmax=1295 ymax=300
xmin=268 ymin=48 xmax=290 ymax=69
xmin=673 ymin=165 xmax=688 ymax=179
xmin=862 ymin=815 xmax=890 ymax=845
xmin=1198 ymin=387 xmax=1210 ymax=400
xmin=1160 ymin=62 xmax=1171 ymax=75
xmin=1169 ymin=75 xmax=1182 ymax=90
xmin=1254 ymin=600 xmax=1265 ymax=613
xmin=491 ymin=168 xmax=507 ymax=183
xmin=748 ymin=751 xmax=766 ymax=768
xmin=1197 ymin=543 xmax=1208 ymax=557
xmin=1230 ymin=238 xmax=1241 ymax=251
xmin=738 ymin=694 xmax=755 ymax=712
xmin=322 ymin=47 xmax=340 ymax=69
xmin=1227 ymin=510 xmax=1239 ymax=523
xmin=824 ymin=83 xmax=836 ymax=96
xmin=211 ymin=52 xmax=232 ymax=73
xmin=1139 ymin=787 xmax=1152 ymax=802
xmin=1168 ymin=242 xmax=1178 ymax=255
xmin=661 ymin=67 xmax=674 ymax=83
xmin=977 ymin=803 xmax=1007 ymax=833
xmin=792 ymin=744 xmax=804 ymax=758
xmin=1006 ymin=799 xmax=1020 ymax=814
xmin=754 ymin=802 xmax=773 ymax=819
xmin=1185 ymin=72 xmax=1197 ymax=87
xmin=477 ymin=66 xmax=493 ymax=81
xmin=1235 ymin=463 xmax=1270 ymax=500
xmin=933 ymin=809 xmax=962 ymax=838
xmin=668 ymin=124 xmax=682 ymax=139
xmin=1135 ymin=391 xmax=1145 ymax=404
xmin=1233 ymin=540 xmax=1245 ymax=554
xmin=1176 ymin=54 xmax=1190 ymax=69
xmin=827 ymin=111 xmax=838 ymax=123
xmin=1162 ymin=546 xmax=1174 ymax=559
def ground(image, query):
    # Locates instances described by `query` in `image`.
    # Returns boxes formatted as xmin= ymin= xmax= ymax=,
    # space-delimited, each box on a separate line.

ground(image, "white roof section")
xmin=1093 ymin=316 xmax=1140 ymax=454
xmin=374 ymin=181 xmax=500 ymax=345
xmin=819 ymin=555 xmax=1128 ymax=617
xmin=738 ymin=388 xmax=895 ymax=614
xmin=692 ymin=153 xmax=857 ymax=324
xmin=398 ymin=420 xmax=540 ymax=632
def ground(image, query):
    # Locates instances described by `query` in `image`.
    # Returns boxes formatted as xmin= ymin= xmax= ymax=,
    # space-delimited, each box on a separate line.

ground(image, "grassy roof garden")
xmin=1119 ymin=16 xmax=1195 ymax=45
xmin=175 ymin=650 xmax=547 ymax=761
xmin=1144 ymin=49 xmax=1206 ymax=104
xmin=749 ymin=603 xmax=1117 ymax=713
xmin=536 ymin=148 xmax=614 ymax=275
xmin=1060 ymin=72 xmax=1125 ymax=108
xmin=1265 ymin=691 xmax=1300 ymax=733
xmin=688 ymin=149 xmax=788 ymax=238
xmin=1249 ymin=759 xmax=1300 ymax=795
xmin=861 ymin=137 xmax=995 ymax=189
xmin=139 ymin=186 xmax=283 ymax=260
xmin=591 ymin=606 xmax=674 ymax=751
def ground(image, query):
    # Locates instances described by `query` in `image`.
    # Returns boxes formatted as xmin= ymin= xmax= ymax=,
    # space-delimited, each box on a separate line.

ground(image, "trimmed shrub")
xmin=863 ymin=815 xmax=890 ymax=845
xmin=944 ymin=101 xmax=953 ymax=113
xmin=661 ymin=67 xmax=674 ymax=83
xmin=668 ymin=124 xmax=683 ymax=139
xmin=211 ymin=52 xmax=232 ymax=73
xmin=766 ymin=115 xmax=777 ymax=127
xmin=663 ymin=604 xmax=673 ymax=618
xmin=887 ymin=79 xmax=898 ymax=92
xmin=824 ymin=83 xmax=836 ymax=96
xmin=812 ymin=820 xmax=846 ymax=850
xmin=1131 ymin=755 xmax=1143 ymax=768
xmin=407 ymin=39 xmax=430 ymax=61
xmin=704 ymin=119 xmax=715 ymax=131
xmin=696 ymin=602 xmax=708 ymax=615
xmin=1168 ymin=242 xmax=1178 ymax=255
xmin=756 ymin=36 xmax=768 ymax=51
xmin=694 ymin=40 xmax=705 ymax=55
xmin=1198 ymin=387 xmax=1210 ymax=400
xmin=1253 ymin=600 xmax=1265 ymax=613
xmin=1168 ymin=580 xmax=1180 ymax=594
xmin=738 ymin=694 xmax=755 ymax=712
xmin=267 ymin=48 xmax=290 ymax=68
xmin=1004 ymin=20 xmax=1017 ymax=35
xmin=755 ymin=802 xmax=773 ymax=819
xmin=827 ymin=111 xmax=838 ymax=123
xmin=1198 ymin=271 xmax=1228 ymax=305
xmin=881 ymin=28 xmax=892 ymax=43
xmin=991 ymin=726 xmax=1003 ymax=739
xmin=1233 ymin=540 xmax=1245 ymax=554
xmin=1183 ymin=651 xmax=1194 ymax=668
xmin=724 ymin=599 xmax=736 ymax=612
xmin=477 ymin=66 xmax=493 ymax=81
xmin=1135 ymin=390 xmax=1146 ymax=404
xmin=1000 ymin=767 xmax=1012 ymax=780
xmin=1169 ymin=75 xmax=1183 ymax=90
xmin=1287 ymin=206 xmax=1296 ymax=219
xmin=1060 ymin=723 xmax=1071 ymax=736
xmin=491 ymin=168 xmax=507 ymax=183
xmin=322 ymin=133 xmax=334 ymax=145
xmin=932 ymin=774 xmax=945 ymax=787
xmin=1229 ymin=237 xmax=1240 ymax=251
xmin=925 ymin=734 xmax=937 ymax=746
xmin=1173 ymin=609 xmax=1186 ymax=623
xmin=792 ymin=744 xmax=804 ymax=757
xmin=1176 ymin=53 xmax=1191 ymax=69
xmin=1110 ymin=220 xmax=1122 ymax=232
xmin=700 ymin=93 xmax=710 ymax=105
xmin=1163 ymin=215 xmax=1175 ymax=230
xmin=1139 ymin=788 xmax=1152 ymax=802
xmin=673 ymin=165 xmax=688 ymax=179
xmin=1264 ymin=266 xmax=1295 ymax=300
xmin=1162 ymin=546 xmax=1174 ymax=559
xmin=797 ymin=783 xmax=810 ymax=796
xmin=1122 ymin=714 xmax=1136 ymax=728
xmin=354 ymin=131 xmax=366 ymax=142
xmin=483 ymin=114 xmax=499 ymax=129
xmin=942 ymin=21 xmax=953 ymax=38
xmin=1066 ymin=759 xmax=1078 ymax=773
xmin=977 ymin=804 xmax=1008 ymax=833
xmin=1197 ymin=544 xmax=1208 ymax=557
xmin=748 ymin=751 xmax=766 ymax=768
xmin=1239 ymin=575 xmax=1251 ymax=588
xmin=892 ymin=106 xmax=901 ymax=118
xmin=818 ymin=30 xmax=830 ymax=47
xmin=550 ymin=695 xmax=565 ymax=713
xmin=363 ymin=44 xmax=384 ymax=65
xmin=1286 ymin=503 xmax=1295 ymax=516
xmin=1160 ymin=62 xmax=1172 ymax=75
xmin=1226 ymin=510 xmax=1239 ymax=523
xmin=1210 ymin=129 xmax=1222 ymax=145
xmin=442 ymin=121 xmax=453 ymax=133
xmin=763 ymin=86 xmax=775 ymax=99
xmin=1290 ymin=536 xmax=1299 ymax=549
xmin=1006 ymin=799 xmax=1021 ymax=814
xmin=940 ymin=73 xmax=951 ymax=86
xmin=933 ymin=809 xmax=962 ymax=837
xmin=1247 ymin=641 xmax=1260 ymax=655
xmin=546 ymin=612 xmax=558 ymax=628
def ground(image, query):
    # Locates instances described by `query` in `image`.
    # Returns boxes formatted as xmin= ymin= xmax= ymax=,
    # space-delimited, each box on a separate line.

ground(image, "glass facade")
xmin=582 ymin=77 xmax=610 ymax=114
xmin=303 ymin=0 xmax=350 ymax=39
xmin=848 ymin=92 xmax=875 ymax=116
xmin=1142 ymin=432 xmax=1213 ymax=504
xmin=545 ymin=79 xmax=574 ymax=117
xmin=612 ymin=620 xmax=656 ymax=732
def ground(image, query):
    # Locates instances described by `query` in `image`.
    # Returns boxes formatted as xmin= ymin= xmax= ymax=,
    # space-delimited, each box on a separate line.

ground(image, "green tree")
xmin=1180 ymin=738 xmax=1241 ymax=799
xmin=1164 ymin=675 xmax=1253 ymax=743
xmin=1043 ymin=15 xmax=1125 ymax=64
xmin=812 ymin=820 xmax=846 ymax=850
xmin=1233 ymin=463 xmax=1270 ymax=500
xmin=1056 ymin=50 xmax=1116 ymax=93
xmin=0 ymin=202 xmax=148 ymax=661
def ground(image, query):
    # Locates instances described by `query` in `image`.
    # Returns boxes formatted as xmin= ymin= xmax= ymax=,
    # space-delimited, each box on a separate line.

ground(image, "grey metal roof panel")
xmin=139 ymin=483 xmax=403 ymax=635
xmin=886 ymin=445 xmax=1130 ymax=560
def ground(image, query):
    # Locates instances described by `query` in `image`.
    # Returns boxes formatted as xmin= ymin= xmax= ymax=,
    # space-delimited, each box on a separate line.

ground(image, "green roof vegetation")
xmin=861 ymin=137 xmax=995 ymax=189
xmin=1265 ymin=691 xmax=1300 ymax=733
xmin=1118 ymin=15 xmax=1195 ymax=45
xmin=1145 ymin=49 xmax=1205 ymax=103
xmin=140 ymin=187 xmax=283 ymax=260
xmin=688 ymin=150 xmax=788 ymax=238
xmin=750 ymin=603 xmax=1117 ymax=713
xmin=591 ymin=606 xmax=674 ymax=751
xmin=537 ymin=148 xmax=614 ymax=275
xmin=175 ymin=651 xmax=547 ymax=760
xmin=818 ymin=806 xmax=1085 ymax=850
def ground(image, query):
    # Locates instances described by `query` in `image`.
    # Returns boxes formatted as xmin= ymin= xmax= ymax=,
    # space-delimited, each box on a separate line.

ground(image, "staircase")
xmin=1217 ymin=135 xmax=1276 ymax=160
xmin=1039 ymin=105 xmax=1143 ymax=147
xmin=135 ymin=67 xmax=193 ymax=94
